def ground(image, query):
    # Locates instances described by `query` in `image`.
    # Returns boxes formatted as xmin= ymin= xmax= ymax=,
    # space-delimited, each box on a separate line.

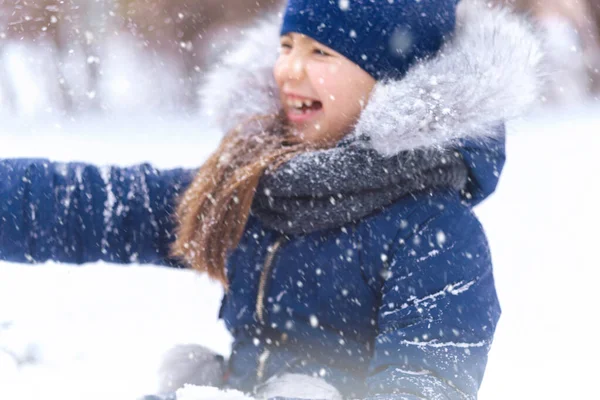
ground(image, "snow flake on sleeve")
xmin=99 ymin=166 xmax=116 ymax=254
xmin=399 ymin=339 xmax=486 ymax=349
xmin=381 ymin=279 xmax=477 ymax=317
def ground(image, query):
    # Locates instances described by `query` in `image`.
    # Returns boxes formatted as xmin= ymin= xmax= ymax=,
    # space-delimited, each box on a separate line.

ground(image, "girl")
xmin=0 ymin=0 xmax=543 ymax=399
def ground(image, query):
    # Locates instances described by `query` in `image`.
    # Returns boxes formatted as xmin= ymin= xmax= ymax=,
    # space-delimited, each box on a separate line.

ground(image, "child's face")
xmin=273 ymin=33 xmax=376 ymax=145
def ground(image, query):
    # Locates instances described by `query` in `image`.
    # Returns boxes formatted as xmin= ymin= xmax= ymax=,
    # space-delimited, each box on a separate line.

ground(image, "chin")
xmin=288 ymin=120 xmax=336 ymax=145
xmin=291 ymin=128 xmax=321 ymax=144
xmin=289 ymin=124 xmax=311 ymax=138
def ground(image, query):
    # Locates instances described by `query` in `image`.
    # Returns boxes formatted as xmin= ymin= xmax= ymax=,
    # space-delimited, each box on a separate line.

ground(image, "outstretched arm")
xmin=0 ymin=159 xmax=195 ymax=266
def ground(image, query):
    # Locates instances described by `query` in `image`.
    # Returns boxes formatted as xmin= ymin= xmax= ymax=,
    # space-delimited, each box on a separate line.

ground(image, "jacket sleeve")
xmin=0 ymin=159 xmax=195 ymax=266
xmin=364 ymin=205 xmax=501 ymax=400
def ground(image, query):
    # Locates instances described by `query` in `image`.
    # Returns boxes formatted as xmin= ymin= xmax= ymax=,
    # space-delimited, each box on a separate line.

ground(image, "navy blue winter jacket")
xmin=0 ymin=133 xmax=505 ymax=400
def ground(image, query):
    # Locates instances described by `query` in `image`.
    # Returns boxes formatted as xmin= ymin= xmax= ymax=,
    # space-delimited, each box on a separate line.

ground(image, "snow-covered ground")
xmin=1 ymin=103 xmax=599 ymax=399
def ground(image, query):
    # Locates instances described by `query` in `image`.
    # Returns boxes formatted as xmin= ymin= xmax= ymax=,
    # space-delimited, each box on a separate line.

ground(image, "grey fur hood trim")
xmin=198 ymin=0 xmax=546 ymax=155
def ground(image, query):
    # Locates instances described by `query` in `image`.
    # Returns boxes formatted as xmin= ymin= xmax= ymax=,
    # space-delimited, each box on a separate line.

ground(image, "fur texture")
xmin=357 ymin=0 xmax=547 ymax=155
xmin=198 ymin=10 xmax=283 ymax=135
xmin=198 ymin=0 xmax=546 ymax=156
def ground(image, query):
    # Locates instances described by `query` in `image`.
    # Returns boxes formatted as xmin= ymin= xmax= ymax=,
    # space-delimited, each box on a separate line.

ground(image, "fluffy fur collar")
xmin=198 ymin=0 xmax=546 ymax=155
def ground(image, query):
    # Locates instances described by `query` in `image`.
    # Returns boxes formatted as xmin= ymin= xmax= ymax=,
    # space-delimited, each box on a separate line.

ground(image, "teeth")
xmin=286 ymin=97 xmax=317 ymax=109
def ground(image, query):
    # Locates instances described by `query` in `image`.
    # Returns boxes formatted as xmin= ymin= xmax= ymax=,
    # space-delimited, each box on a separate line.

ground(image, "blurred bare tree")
xmin=591 ymin=0 xmax=600 ymax=91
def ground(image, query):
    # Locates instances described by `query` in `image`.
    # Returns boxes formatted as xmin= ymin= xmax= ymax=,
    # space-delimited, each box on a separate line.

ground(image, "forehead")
xmin=280 ymin=32 xmax=336 ymax=53
xmin=281 ymin=32 xmax=318 ymax=43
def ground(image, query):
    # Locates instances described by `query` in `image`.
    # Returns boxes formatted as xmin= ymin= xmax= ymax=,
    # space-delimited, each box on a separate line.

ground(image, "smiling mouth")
xmin=288 ymin=100 xmax=323 ymax=113
xmin=286 ymin=101 xmax=323 ymax=123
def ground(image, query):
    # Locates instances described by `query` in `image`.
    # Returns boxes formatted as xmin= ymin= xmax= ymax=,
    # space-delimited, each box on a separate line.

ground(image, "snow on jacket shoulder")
xmin=0 ymin=159 xmax=194 ymax=265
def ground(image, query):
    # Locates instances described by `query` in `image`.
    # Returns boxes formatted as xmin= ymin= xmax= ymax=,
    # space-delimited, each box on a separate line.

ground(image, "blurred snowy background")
xmin=1 ymin=0 xmax=600 ymax=399
xmin=0 ymin=0 xmax=282 ymax=116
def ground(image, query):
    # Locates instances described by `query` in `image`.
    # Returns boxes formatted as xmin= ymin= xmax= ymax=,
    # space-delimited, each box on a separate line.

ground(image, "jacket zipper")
xmin=256 ymin=348 xmax=270 ymax=381
xmin=255 ymin=233 xmax=286 ymax=381
xmin=256 ymin=234 xmax=286 ymax=325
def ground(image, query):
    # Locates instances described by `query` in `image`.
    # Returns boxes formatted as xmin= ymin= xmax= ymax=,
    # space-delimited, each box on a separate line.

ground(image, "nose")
xmin=282 ymin=51 xmax=306 ymax=81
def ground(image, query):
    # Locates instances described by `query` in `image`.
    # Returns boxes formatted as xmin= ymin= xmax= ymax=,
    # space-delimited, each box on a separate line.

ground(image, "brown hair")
xmin=171 ymin=110 xmax=322 ymax=288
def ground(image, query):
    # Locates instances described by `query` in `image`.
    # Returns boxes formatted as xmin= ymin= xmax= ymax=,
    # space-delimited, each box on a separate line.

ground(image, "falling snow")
xmin=1 ymin=77 xmax=600 ymax=400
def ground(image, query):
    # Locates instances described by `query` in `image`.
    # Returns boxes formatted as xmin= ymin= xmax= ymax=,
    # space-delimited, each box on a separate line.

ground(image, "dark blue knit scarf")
xmin=251 ymin=136 xmax=468 ymax=235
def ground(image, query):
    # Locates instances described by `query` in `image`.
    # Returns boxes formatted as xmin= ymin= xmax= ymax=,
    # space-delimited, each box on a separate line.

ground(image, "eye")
xmin=278 ymin=43 xmax=292 ymax=55
xmin=314 ymin=48 xmax=330 ymax=56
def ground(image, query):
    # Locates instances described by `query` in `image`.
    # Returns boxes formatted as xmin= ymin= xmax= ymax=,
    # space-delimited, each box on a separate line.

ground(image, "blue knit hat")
xmin=280 ymin=0 xmax=459 ymax=80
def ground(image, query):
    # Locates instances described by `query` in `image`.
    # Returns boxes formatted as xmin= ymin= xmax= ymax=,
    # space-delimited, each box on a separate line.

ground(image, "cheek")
xmin=273 ymin=60 xmax=285 ymax=91
xmin=308 ymin=67 xmax=364 ymax=125
xmin=313 ymin=65 xmax=363 ymax=104
xmin=307 ymin=64 xmax=344 ymax=99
